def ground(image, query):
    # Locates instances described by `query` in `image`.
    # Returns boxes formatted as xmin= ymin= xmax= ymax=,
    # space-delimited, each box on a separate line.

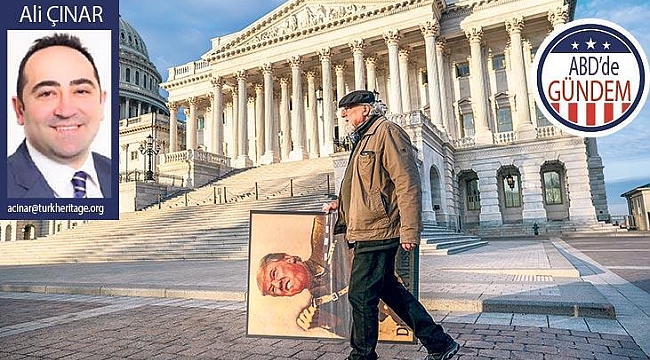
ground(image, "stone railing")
xmin=536 ymin=125 xmax=563 ymax=139
xmin=167 ymin=59 xmax=211 ymax=81
xmin=119 ymin=113 xmax=169 ymax=128
xmin=119 ymin=170 xmax=185 ymax=187
xmin=451 ymin=137 xmax=476 ymax=149
xmin=493 ymin=131 xmax=517 ymax=144
xmin=162 ymin=149 xmax=230 ymax=167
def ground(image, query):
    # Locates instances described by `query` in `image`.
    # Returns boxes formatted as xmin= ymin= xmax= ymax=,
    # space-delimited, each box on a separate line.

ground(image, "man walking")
xmin=323 ymin=90 xmax=459 ymax=360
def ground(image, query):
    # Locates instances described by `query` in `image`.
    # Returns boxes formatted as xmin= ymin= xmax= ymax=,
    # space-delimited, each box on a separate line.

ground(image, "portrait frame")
xmin=246 ymin=210 xmax=418 ymax=344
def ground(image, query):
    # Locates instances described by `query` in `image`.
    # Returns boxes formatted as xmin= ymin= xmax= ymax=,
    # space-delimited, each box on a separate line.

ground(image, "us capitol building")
xmin=159 ymin=0 xmax=609 ymax=231
xmin=0 ymin=0 xmax=610 ymax=242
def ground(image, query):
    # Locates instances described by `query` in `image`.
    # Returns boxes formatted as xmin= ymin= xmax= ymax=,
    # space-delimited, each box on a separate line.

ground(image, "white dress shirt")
xmin=26 ymin=140 xmax=104 ymax=198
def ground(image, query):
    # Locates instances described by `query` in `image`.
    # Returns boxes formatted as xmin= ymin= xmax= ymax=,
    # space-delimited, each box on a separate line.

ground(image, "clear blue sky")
xmin=120 ymin=0 xmax=649 ymax=215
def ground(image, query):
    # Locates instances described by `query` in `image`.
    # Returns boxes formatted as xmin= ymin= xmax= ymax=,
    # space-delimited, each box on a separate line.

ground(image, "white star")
xmin=571 ymin=41 xmax=579 ymax=50
xmin=603 ymin=41 xmax=611 ymax=50
xmin=586 ymin=38 xmax=596 ymax=49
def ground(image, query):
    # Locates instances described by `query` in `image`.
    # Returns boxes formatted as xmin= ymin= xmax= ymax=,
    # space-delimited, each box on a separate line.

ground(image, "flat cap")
xmin=338 ymin=90 xmax=375 ymax=108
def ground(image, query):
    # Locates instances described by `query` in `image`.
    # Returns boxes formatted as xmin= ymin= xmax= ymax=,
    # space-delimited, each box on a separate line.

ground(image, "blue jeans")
xmin=348 ymin=244 xmax=453 ymax=360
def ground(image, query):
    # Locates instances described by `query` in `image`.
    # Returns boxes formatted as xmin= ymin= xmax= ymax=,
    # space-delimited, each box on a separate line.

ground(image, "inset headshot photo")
xmin=6 ymin=30 xmax=112 ymax=198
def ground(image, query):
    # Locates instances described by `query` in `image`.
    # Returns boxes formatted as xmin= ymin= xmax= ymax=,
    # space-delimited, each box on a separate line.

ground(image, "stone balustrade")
xmin=494 ymin=131 xmax=517 ymax=144
xmin=162 ymin=149 xmax=231 ymax=167
xmin=536 ymin=125 xmax=563 ymax=139
xmin=451 ymin=137 xmax=476 ymax=149
xmin=167 ymin=59 xmax=211 ymax=81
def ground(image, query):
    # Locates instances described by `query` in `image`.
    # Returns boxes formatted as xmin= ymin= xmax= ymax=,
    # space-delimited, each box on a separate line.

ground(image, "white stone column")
xmin=306 ymin=71 xmax=320 ymax=158
xmin=365 ymin=57 xmax=377 ymax=93
xmin=279 ymin=77 xmax=291 ymax=161
xmin=465 ymin=27 xmax=492 ymax=144
xmin=230 ymin=88 xmax=239 ymax=158
xmin=319 ymin=48 xmax=335 ymax=155
xmin=398 ymin=49 xmax=412 ymax=112
xmin=167 ymin=101 xmax=178 ymax=152
xmin=289 ymin=56 xmax=307 ymax=160
xmin=436 ymin=38 xmax=452 ymax=137
xmin=335 ymin=63 xmax=347 ymax=141
xmin=125 ymin=98 xmax=130 ymax=118
xmin=384 ymin=30 xmax=403 ymax=114
xmin=506 ymin=16 xmax=535 ymax=139
xmin=254 ymin=84 xmax=265 ymax=163
xmin=248 ymin=96 xmax=257 ymax=161
xmin=210 ymin=77 xmax=224 ymax=155
xmin=350 ymin=40 xmax=366 ymax=90
xmin=421 ymin=20 xmax=445 ymax=131
xmin=260 ymin=64 xmax=278 ymax=164
xmin=235 ymin=70 xmax=251 ymax=167
xmin=548 ymin=5 xmax=569 ymax=30
xmin=187 ymin=97 xmax=198 ymax=150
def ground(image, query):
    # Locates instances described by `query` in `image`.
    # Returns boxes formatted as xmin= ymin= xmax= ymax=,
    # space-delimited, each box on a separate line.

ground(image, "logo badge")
xmin=533 ymin=18 xmax=648 ymax=137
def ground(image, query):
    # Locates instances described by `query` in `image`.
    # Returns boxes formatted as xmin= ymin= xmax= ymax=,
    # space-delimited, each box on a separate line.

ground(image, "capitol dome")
xmin=119 ymin=15 xmax=168 ymax=118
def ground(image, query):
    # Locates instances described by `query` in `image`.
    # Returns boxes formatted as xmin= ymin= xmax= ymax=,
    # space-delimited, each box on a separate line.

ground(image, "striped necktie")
xmin=71 ymin=171 xmax=88 ymax=198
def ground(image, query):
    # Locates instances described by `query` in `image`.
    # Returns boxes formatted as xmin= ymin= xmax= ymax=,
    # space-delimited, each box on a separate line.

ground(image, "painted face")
xmin=340 ymin=103 xmax=369 ymax=131
xmin=261 ymin=254 xmax=312 ymax=296
xmin=13 ymin=46 xmax=105 ymax=169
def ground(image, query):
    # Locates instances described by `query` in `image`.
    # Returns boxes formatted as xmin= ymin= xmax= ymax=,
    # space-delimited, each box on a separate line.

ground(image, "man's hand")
xmin=297 ymin=305 xmax=317 ymax=331
xmin=321 ymin=200 xmax=338 ymax=213
xmin=401 ymin=243 xmax=417 ymax=251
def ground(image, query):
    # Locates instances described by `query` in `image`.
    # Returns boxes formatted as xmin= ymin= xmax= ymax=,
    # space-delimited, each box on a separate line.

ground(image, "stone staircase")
xmin=419 ymin=223 xmax=488 ymax=255
xmin=148 ymin=157 xmax=336 ymax=209
xmin=0 ymin=156 xmax=486 ymax=264
xmin=0 ymin=194 xmax=329 ymax=265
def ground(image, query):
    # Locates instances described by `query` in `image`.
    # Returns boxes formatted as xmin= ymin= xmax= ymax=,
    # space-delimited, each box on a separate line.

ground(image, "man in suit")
xmin=7 ymin=33 xmax=111 ymax=198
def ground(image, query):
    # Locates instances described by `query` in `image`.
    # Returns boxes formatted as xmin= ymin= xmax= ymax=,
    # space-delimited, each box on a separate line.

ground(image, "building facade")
xmin=622 ymin=183 xmax=650 ymax=231
xmin=160 ymin=0 xmax=609 ymax=232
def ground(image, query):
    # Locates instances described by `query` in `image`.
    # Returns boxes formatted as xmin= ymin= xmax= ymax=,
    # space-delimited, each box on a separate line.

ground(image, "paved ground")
xmin=563 ymin=235 xmax=650 ymax=294
xmin=0 ymin=237 xmax=648 ymax=359
xmin=0 ymin=292 xmax=647 ymax=360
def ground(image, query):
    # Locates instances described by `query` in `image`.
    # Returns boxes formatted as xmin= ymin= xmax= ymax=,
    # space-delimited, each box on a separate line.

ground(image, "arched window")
xmin=125 ymin=68 xmax=131 ymax=82
xmin=143 ymin=74 xmax=147 ymax=88
xmin=543 ymin=171 xmax=563 ymax=204
xmin=467 ymin=179 xmax=480 ymax=211
xmin=135 ymin=70 xmax=140 ymax=85
xmin=503 ymin=174 xmax=521 ymax=207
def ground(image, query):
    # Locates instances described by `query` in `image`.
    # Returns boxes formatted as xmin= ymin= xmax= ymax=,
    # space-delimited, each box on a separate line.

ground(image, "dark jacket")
xmin=7 ymin=140 xmax=112 ymax=198
xmin=336 ymin=116 xmax=422 ymax=244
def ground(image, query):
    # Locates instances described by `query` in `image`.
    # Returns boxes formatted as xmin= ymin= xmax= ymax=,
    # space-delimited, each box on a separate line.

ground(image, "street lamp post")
xmin=139 ymin=134 xmax=161 ymax=181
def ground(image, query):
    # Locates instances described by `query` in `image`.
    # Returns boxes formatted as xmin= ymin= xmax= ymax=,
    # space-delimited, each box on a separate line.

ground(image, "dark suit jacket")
xmin=7 ymin=140 xmax=112 ymax=198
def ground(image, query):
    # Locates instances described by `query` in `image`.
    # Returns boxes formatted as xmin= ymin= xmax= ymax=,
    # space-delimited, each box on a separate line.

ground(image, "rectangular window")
xmin=467 ymin=179 xmax=480 ymax=211
xmin=497 ymin=108 xmax=513 ymax=132
xmin=456 ymin=62 xmax=470 ymax=77
xmin=198 ymin=117 xmax=205 ymax=130
xmin=543 ymin=171 xmax=563 ymax=205
xmin=504 ymin=176 xmax=521 ymax=208
xmin=492 ymin=54 xmax=506 ymax=70
xmin=462 ymin=113 xmax=475 ymax=137
xmin=130 ymin=151 xmax=138 ymax=160
xmin=536 ymin=105 xmax=552 ymax=127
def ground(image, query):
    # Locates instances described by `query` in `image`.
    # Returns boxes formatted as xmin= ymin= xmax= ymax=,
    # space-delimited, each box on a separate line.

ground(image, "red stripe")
xmin=568 ymin=103 xmax=578 ymax=123
xmin=622 ymin=103 xmax=631 ymax=113
xmin=586 ymin=103 xmax=596 ymax=126
xmin=604 ymin=103 xmax=614 ymax=123
xmin=551 ymin=103 xmax=560 ymax=113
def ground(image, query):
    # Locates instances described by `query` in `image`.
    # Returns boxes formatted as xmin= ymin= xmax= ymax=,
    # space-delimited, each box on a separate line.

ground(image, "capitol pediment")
xmin=205 ymin=0 xmax=409 ymax=58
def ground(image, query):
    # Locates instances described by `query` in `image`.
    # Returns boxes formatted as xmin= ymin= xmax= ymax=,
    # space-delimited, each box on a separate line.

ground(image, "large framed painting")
xmin=247 ymin=210 xmax=418 ymax=343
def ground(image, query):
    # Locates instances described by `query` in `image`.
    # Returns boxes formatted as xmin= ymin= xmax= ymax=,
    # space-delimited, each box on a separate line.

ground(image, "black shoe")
xmin=424 ymin=340 xmax=460 ymax=360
